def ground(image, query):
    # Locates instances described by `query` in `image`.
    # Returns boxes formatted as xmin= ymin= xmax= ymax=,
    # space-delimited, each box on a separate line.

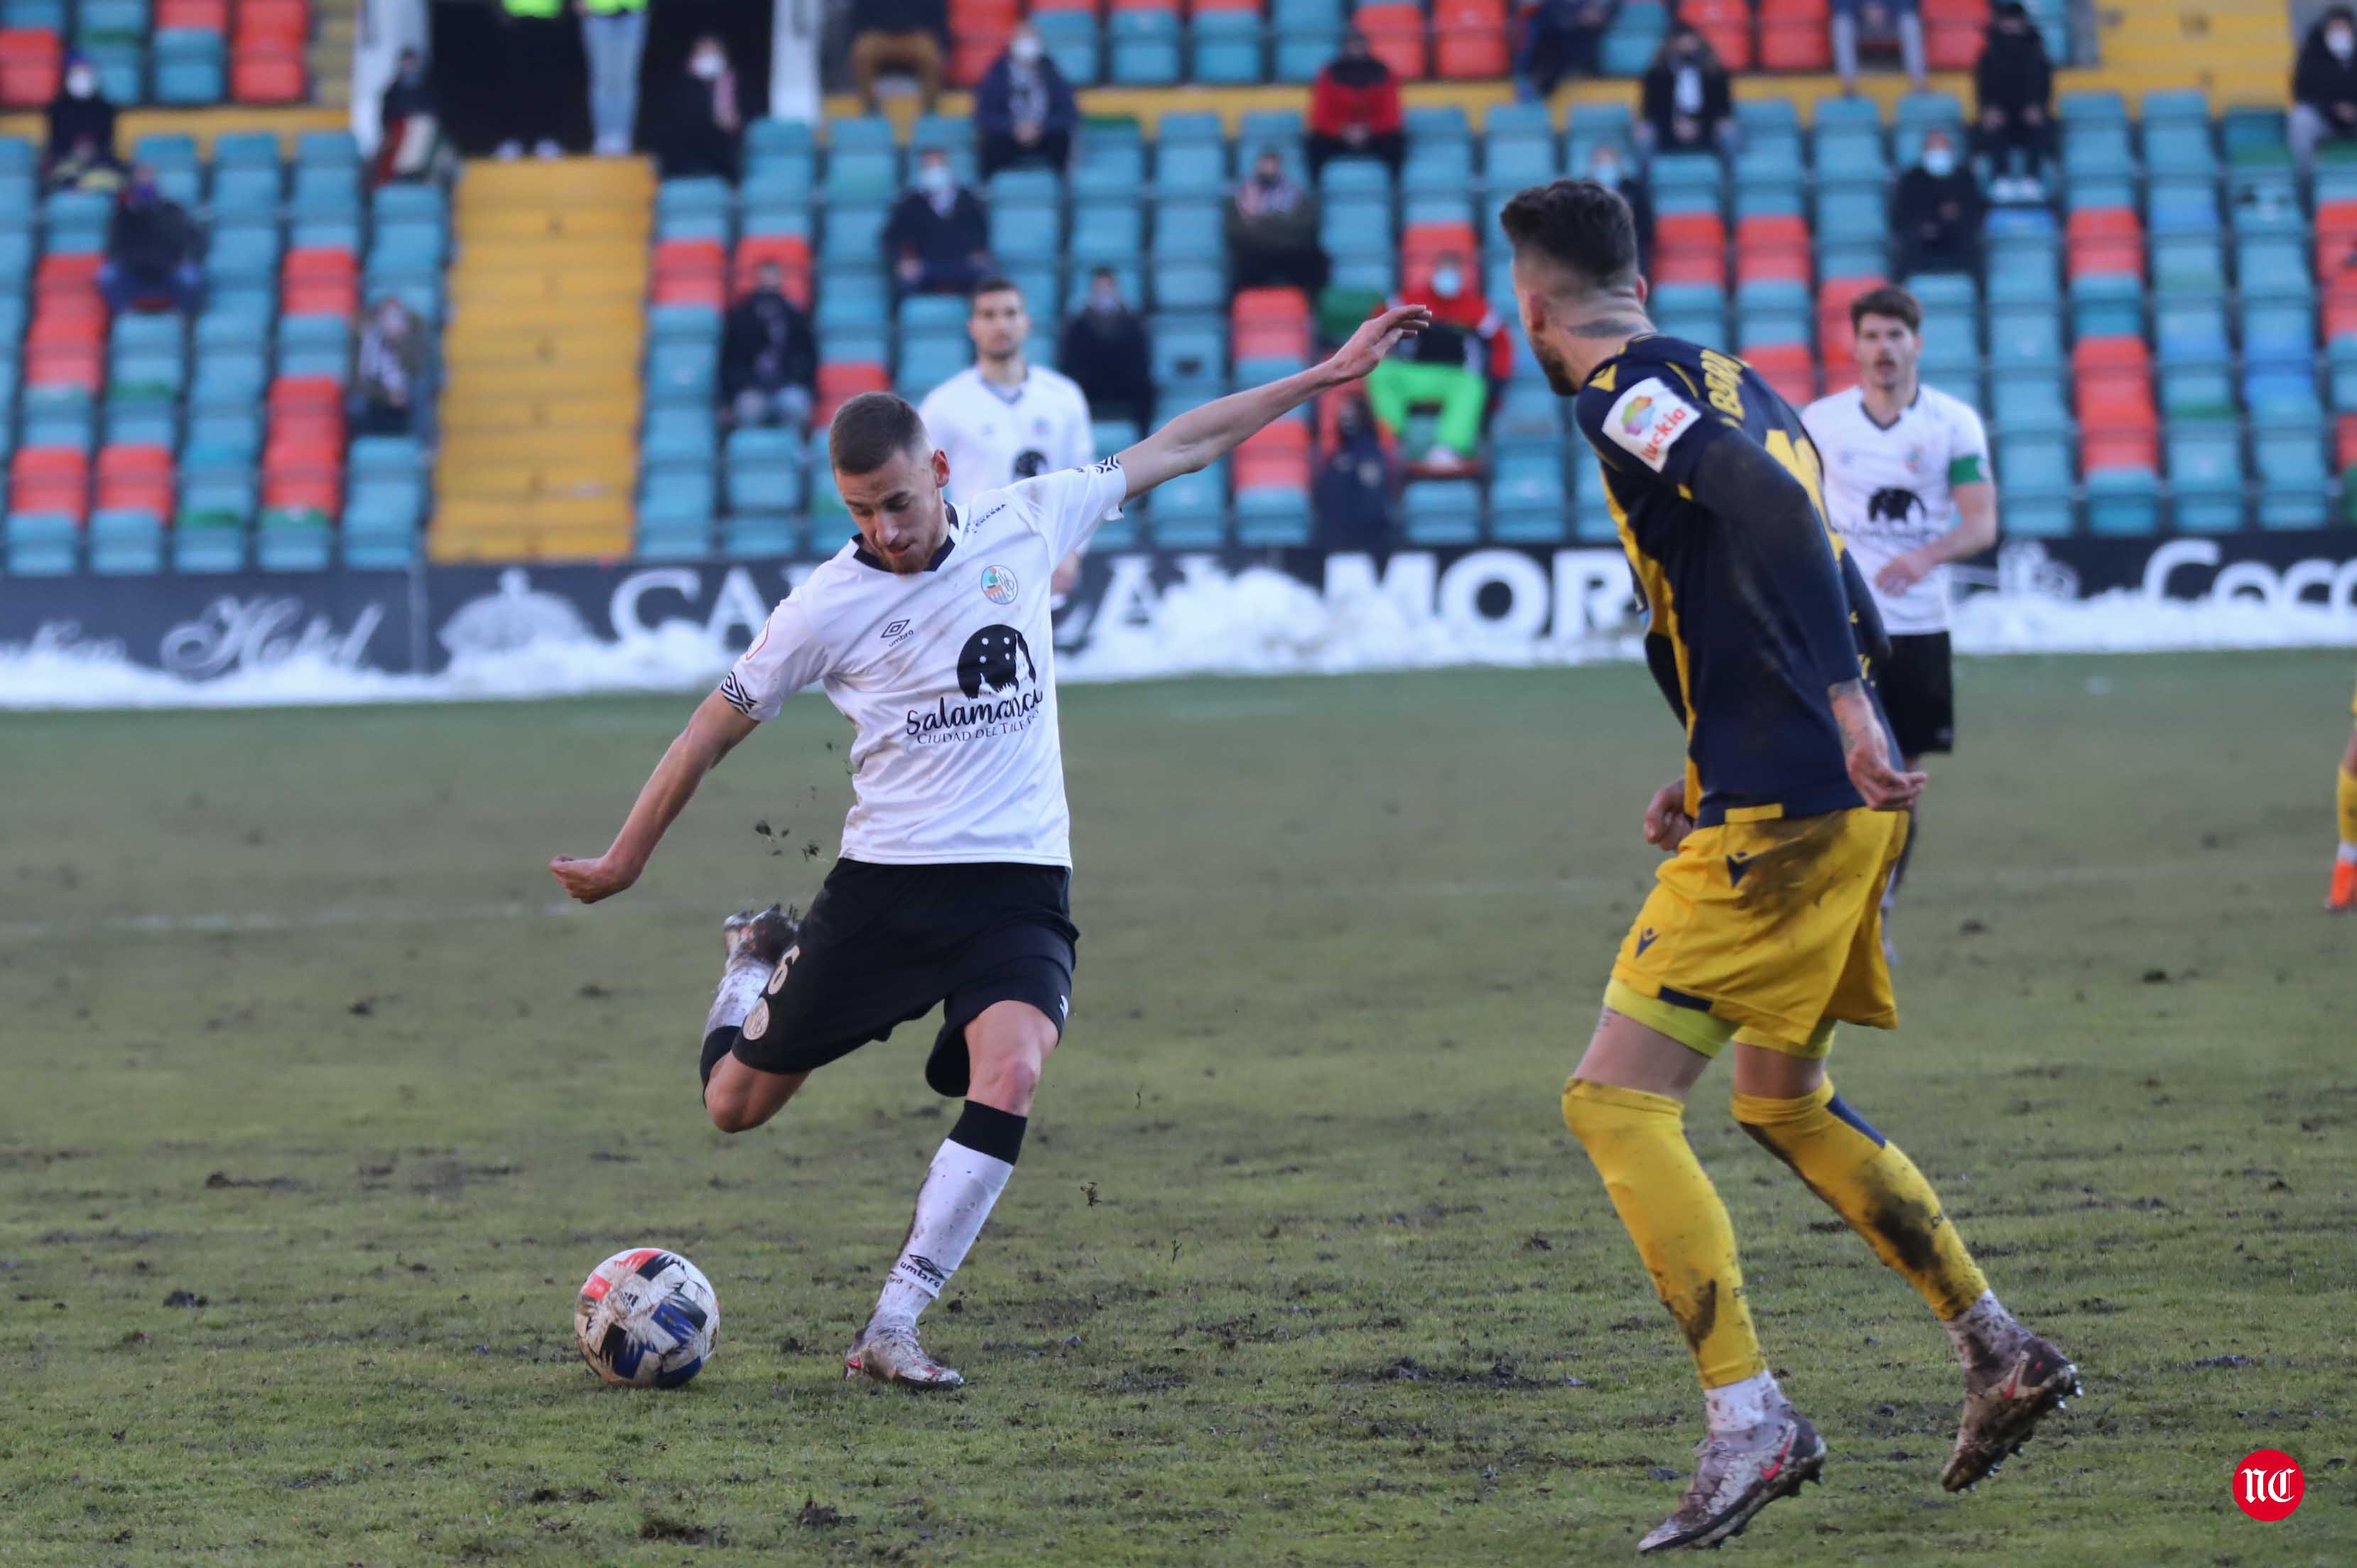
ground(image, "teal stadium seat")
xmin=1036 ymin=11 xmax=1100 ymax=85
xmin=87 ymin=507 xmax=164 ymax=574
xmin=1193 ymin=10 xmax=1263 ymax=85
xmin=1234 ymin=486 xmax=1312 ymax=547
xmin=1402 ymin=480 xmax=1482 ymax=546
xmin=1109 ymin=6 xmax=1181 ymax=86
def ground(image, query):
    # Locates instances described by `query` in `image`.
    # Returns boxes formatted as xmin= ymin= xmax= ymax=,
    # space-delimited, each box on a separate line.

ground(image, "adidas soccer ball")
xmin=574 ymin=1246 xmax=719 ymax=1388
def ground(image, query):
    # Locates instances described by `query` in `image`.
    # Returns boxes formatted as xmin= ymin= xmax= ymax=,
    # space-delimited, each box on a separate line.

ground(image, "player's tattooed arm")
xmin=551 ymin=690 xmax=762 ymax=904
xmin=1830 ymin=680 xmax=1925 ymax=812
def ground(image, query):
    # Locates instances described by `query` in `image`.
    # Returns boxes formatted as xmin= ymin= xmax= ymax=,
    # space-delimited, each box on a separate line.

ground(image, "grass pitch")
xmin=3 ymin=653 xmax=2354 ymax=1566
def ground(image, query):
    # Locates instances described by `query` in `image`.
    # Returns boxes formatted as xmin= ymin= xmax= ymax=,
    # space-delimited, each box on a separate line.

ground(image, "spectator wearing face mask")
xmin=353 ymin=296 xmax=428 ymax=436
xmin=1586 ymin=144 xmax=1652 ymax=271
xmin=43 ymin=49 xmax=121 ymax=194
xmin=99 ymin=168 xmax=203 ymax=315
xmin=976 ymin=24 xmax=1078 ymax=180
xmin=1515 ymin=1 xmax=1620 ymax=102
xmin=1056 ymin=269 xmax=1154 ymax=428
xmin=1832 ymin=0 xmax=1927 ymax=97
xmin=646 ymin=36 xmax=744 ymax=182
xmin=1366 ymin=254 xmax=1511 ymax=477
xmin=1890 ymin=129 xmax=1986 ymax=280
xmin=722 ymin=262 xmax=818 ymax=430
xmin=1314 ymin=395 xmax=1396 ymax=549
xmin=2294 ymin=6 xmax=2357 ymax=173
xmin=883 ymin=149 xmax=993 ymax=298
xmin=374 ymin=48 xmax=443 ymax=187
xmin=1637 ymin=26 xmax=1738 ymax=159
xmin=1973 ymin=3 xmax=2054 ymax=200
xmin=1307 ymin=31 xmax=1406 ymax=178
xmin=1225 ymin=148 xmax=1331 ymax=295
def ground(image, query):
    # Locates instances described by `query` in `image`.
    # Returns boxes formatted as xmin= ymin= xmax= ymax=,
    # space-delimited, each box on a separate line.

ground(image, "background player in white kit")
xmin=548 ymin=304 xmax=1430 ymax=1390
xmin=1803 ymin=285 xmax=1998 ymax=937
xmin=919 ymin=277 xmax=1095 ymax=594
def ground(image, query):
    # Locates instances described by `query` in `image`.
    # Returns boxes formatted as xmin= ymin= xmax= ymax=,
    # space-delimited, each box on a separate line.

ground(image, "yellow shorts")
xmin=1605 ymin=806 xmax=1907 ymax=1057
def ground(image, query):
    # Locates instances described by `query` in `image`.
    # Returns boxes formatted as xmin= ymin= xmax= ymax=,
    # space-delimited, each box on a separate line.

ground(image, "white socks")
xmin=1705 ymin=1369 xmax=1784 ymax=1436
xmin=1943 ymin=1290 xmax=2026 ymax=1379
xmin=703 ymin=949 xmax=771 ymax=1040
xmin=869 ymin=1103 xmax=1026 ymax=1335
xmin=2336 ymin=841 xmax=2357 ymax=864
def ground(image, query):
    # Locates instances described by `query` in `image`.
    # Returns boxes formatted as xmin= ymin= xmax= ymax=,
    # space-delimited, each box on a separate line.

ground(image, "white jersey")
xmin=1801 ymin=384 xmax=1992 ymax=635
xmin=918 ymin=365 xmax=1094 ymax=507
xmin=720 ymin=462 xmax=1127 ymax=868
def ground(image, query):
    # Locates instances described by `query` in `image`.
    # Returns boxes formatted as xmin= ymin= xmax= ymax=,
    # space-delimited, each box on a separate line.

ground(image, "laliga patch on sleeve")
xmin=1603 ymin=378 xmax=1702 ymax=473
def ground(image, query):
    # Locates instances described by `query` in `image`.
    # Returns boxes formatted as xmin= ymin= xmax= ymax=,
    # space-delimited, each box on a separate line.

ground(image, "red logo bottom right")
xmin=2234 ymin=1449 xmax=2304 ymax=1521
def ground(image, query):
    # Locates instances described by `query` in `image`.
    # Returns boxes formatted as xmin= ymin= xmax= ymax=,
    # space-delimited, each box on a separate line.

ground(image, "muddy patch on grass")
xmin=1358 ymin=1355 xmax=1576 ymax=1390
xmin=639 ymin=1514 xmax=722 ymax=1545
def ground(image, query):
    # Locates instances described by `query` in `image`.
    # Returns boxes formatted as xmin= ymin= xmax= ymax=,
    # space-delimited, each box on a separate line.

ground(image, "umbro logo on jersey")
xmin=882 ymin=619 xmax=912 ymax=641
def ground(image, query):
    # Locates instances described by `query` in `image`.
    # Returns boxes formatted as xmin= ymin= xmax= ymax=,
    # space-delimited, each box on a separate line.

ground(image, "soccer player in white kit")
xmin=1802 ymin=285 xmax=1998 ymax=931
xmin=919 ymin=277 xmax=1095 ymax=593
xmin=550 ymin=304 xmax=1430 ymax=1389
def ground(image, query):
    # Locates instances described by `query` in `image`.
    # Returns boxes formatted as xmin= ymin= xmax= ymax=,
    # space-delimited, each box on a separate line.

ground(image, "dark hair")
xmin=968 ymin=275 xmax=1023 ymax=307
xmin=828 ymin=392 xmax=928 ymax=476
xmin=1848 ymin=284 xmax=1923 ymax=334
xmin=1497 ymin=178 xmax=1641 ymax=292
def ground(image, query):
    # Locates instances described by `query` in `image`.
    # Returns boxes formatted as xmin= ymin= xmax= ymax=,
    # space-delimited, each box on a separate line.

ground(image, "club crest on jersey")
xmin=1604 ymin=378 xmax=1698 ymax=473
xmin=980 ymin=564 xmax=1019 ymax=604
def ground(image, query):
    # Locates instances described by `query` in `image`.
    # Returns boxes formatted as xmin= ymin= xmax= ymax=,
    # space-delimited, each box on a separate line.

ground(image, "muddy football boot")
xmin=844 ymin=1323 xmax=965 ymax=1390
xmin=1638 ymin=1406 xmax=1826 ymax=1553
xmin=1943 ymin=1334 xmax=2081 ymax=1491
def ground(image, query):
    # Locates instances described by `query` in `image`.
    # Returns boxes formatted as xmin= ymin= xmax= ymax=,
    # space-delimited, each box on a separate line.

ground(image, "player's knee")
xmin=971 ymin=1048 xmax=1043 ymax=1107
xmin=705 ymin=1092 xmax=759 ymax=1135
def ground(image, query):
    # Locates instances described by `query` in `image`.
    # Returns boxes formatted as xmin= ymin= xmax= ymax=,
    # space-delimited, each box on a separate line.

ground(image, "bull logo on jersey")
xmin=1867 ymin=486 xmax=1926 ymax=526
xmin=911 ymin=626 xmax=1046 ymax=746
xmin=958 ymin=626 xmax=1036 ymax=699
xmin=1012 ymin=449 xmax=1051 ymax=480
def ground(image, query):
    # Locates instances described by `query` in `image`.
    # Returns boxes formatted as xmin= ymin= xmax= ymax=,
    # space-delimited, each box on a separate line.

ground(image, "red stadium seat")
xmin=262 ymin=468 xmax=344 ymax=518
xmin=1433 ymin=0 xmax=1510 ymax=79
xmin=1743 ymin=342 xmax=1816 ymax=407
xmin=2066 ymin=207 xmax=2142 ymax=278
xmin=815 ymin=361 xmax=888 ymax=425
xmin=652 ymin=237 xmax=727 ymax=307
xmin=1756 ymin=0 xmax=1833 ymax=73
xmin=1735 ymin=214 xmax=1812 ymax=283
xmin=1354 ymin=4 xmax=1427 ymax=80
xmin=2336 ymin=414 xmax=2357 ymax=470
xmin=11 ymin=447 xmax=90 ymax=521
xmin=269 ymin=374 xmax=343 ymax=415
xmin=27 ymin=309 xmax=104 ymax=349
xmin=236 ymin=0 xmax=310 ymax=44
xmin=232 ymin=45 xmax=308 ymax=104
xmin=156 ymin=0 xmax=229 ymax=28
xmin=0 ymin=28 xmax=60 ymax=109
xmin=731 ymin=234 xmax=813 ymax=305
xmin=26 ymin=342 xmax=102 ymax=393
xmin=1684 ymin=0 xmax=1755 ymax=71
xmin=1234 ymin=422 xmax=1313 ymax=489
xmin=1232 ymin=286 xmax=1310 ymax=325
xmin=1653 ymin=212 xmax=1728 ymax=288
xmin=1922 ymin=0 xmax=1990 ymax=71
xmin=96 ymin=445 xmax=175 ymax=516
xmin=1402 ymin=222 xmax=1479 ymax=266
xmin=945 ymin=0 xmax=1018 ymax=87
xmin=2071 ymin=335 xmax=2153 ymax=410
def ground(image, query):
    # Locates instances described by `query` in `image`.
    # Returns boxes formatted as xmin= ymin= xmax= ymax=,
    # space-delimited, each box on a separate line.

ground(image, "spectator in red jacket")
xmin=1366 ymin=253 xmax=1510 ymax=474
xmin=1307 ymin=31 xmax=1405 ymax=178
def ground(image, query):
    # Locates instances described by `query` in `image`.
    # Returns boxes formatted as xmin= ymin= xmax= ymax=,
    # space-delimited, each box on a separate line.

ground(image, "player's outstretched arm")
xmin=1685 ymin=434 xmax=1926 ymax=812
xmin=551 ymin=690 xmax=761 ymax=904
xmin=1113 ymin=304 xmax=1430 ymax=501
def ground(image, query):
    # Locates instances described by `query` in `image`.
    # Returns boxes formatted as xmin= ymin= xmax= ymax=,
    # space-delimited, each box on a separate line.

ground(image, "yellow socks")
xmin=1733 ymin=1080 xmax=1988 ymax=1319
xmin=2338 ymin=765 xmax=2357 ymax=849
xmin=1562 ymin=1079 xmax=1767 ymax=1389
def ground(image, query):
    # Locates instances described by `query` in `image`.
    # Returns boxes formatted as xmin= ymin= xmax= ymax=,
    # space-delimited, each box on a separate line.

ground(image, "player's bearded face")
xmin=840 ymin=446 xmax=950 ymax=575
xmin=1856 ymin=317 xmax=1919 ymax=389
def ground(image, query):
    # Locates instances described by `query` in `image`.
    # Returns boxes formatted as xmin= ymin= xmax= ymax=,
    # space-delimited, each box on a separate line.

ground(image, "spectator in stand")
xmin=1307 ymin=30 xmax=1406 ymax=178
xmin=721 ymin=261 xmax=818 ymax=430
xmin=580 ymin=0 xmax=649 ymax=156
xmin=646 ymin=34 xmax=744 ymax=182
xmin=1832 ymin=0 xmax=1927 ymax=97
xmin=494 ymin=0 xmax=570 ymax=160
xmin=1890 ymin=129 xmax=1986 ymax=280
xmin=99 ymin=169 xmax=202 ymax=315
xmin=1637 ymin=24 xmax=1739 ymax=160
xmin=1225 ymin=148 xmax=1330 ymax=294
xmin=1973 ymin=3 xmax=2054 ymax=200
xmin=852 ymin=0 xmax=948 ymax=114
xmin=883 ymin=148 xmax=992 ymax=298
xmin=976 ymin=23 xmax=1078 ymax=179
xmin=1314 ymin=394 xmax=1394 ymax=548
xmin=1587 ymin=142 xmax=1653 ymax=271
xmin=352 ymin=296 xmax=428 ymax=435
xmin=1367 ymin=252 xmax=1510 ymax=477
xmin=42 ymin=49 xmax=121 ymax=194
xmin=373 ymin=48 xmax=443 ymax=186
xmin=1058 ymin=268 xmax=1154 ymax=428
xmin=2293 ymin=6 xmax=2357 ymax=173
xmin=1515 ymin=1 xmax=1619 ymax=102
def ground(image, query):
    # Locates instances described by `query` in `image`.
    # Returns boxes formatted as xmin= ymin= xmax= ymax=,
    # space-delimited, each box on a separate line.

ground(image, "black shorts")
xmin=712 ymin=859 xmax=1077 ymax=1096
xmin=1879 ymin=631 xmax=1955 ymax=758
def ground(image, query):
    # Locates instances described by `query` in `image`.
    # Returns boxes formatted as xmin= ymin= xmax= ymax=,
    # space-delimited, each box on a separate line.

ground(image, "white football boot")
xmin=844 ymin=1322 xmax=965 ymax=1390
xmin=1638 ymin=1405 xmax=1826 ymax=1553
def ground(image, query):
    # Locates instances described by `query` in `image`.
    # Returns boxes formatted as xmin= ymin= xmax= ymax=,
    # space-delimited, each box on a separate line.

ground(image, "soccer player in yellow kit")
xmin=2331 ymin=692 xmax=2357 ymax=910
xmin=1497 ymin=179 xmax=2079 ymax=1552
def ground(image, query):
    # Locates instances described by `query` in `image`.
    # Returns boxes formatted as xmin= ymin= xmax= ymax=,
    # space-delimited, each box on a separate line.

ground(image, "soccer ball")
xmin=574 ymin=1246 xmax=719 ymax=1388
